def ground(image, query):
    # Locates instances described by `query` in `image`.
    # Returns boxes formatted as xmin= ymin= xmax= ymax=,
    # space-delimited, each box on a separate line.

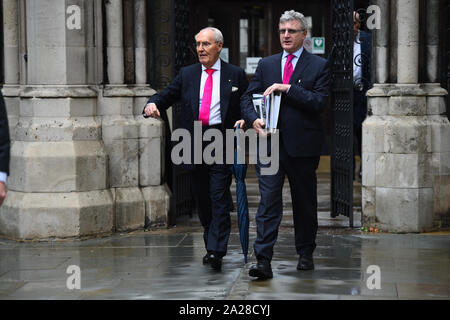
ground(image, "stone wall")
xmin=0 ymin=0 xmax=170 ymax=241
xmin=362 ymin=0 xmax=450 ymax=232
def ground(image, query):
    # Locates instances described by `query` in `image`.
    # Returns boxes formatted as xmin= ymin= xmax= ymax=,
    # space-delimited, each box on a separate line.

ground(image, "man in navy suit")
xmin=241 ymin=10 xmax=330 ymax=279
xmin=0 ymin=91 xmax=10 ymax=207
xmin=353 ymin=11 xmax=372 ymax=180
xmin=144 ymin=27 xmax=248 ymax=271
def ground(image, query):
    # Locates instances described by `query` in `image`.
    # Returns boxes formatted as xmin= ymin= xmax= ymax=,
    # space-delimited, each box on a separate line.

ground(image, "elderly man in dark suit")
xmin=241 ymin=10 xmax=331 ymax=279
xmin=144 ymin=27 xmax=248 ymax=271
xmin=0 ymin=91 xmax=11 ymax=207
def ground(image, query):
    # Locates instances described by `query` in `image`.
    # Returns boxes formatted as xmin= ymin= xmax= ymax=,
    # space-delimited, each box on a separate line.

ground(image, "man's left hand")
xmin=264 ymin=83 xmax=291 ymax=96
xmin=234 ymin=119 xmax=246 ymax=130
xmin=0 ymin=182 xmax=7 ymax=207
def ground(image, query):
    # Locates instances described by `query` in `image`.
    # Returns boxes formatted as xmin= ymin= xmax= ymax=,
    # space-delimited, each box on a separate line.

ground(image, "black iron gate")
xmin=149 ymin=0 xmax=195 ymax=226
xmin=330 ymin=0 xmax=354 ymax=226
xmin=447 ymin=0 xmax=450 ymax=120
xmin=170 ymin=0 xmax=196 ymax=225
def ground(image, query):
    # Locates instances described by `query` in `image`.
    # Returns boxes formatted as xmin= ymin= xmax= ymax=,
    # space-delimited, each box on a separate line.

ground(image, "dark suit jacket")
xmin=241 ymin=49 xmax=330 ymax=158
xmin=0 ymin=91 xmax=11 ymax=175
xmin=354 ymin=31 xmax=372 ymax=128
xmin=144 ymin=59 xmax=249 ymax=166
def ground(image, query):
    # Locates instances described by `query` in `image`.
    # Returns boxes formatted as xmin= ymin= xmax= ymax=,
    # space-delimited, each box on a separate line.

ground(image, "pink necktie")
xmin=283 ymin=54 xmax=295 ymax=84
xmin=199 ymin=69 xmax=215 ymax=125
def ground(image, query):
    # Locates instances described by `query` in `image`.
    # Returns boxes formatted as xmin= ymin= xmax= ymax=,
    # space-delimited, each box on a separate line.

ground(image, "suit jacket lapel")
xmin=191 ymin=63 xmax=202 ymax=121
xmin=289 ymin=49 xmax=310 ymax=84
xmin=274 ymin=53 xmax=283 ymax=83
xmin=220 ymin=60 xmax=232 ymax=127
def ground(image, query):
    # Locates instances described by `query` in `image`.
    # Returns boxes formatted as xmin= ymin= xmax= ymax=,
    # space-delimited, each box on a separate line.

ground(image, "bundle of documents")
xmin=252 ymin=93 xmax=281 ymax=133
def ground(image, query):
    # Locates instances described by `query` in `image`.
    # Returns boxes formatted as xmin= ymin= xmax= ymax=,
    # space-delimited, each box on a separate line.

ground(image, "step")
xmin=229 ymin=209 xmax=362 ymax=228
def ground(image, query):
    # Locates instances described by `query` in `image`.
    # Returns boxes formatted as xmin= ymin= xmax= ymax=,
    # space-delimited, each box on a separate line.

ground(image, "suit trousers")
xmin=190 ymin=124 xmax=232 ymax=257
xmin=254 ymin=136 xmax=320 ymax=261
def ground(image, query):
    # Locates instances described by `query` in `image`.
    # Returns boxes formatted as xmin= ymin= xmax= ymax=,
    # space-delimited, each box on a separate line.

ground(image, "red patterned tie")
xmin=199 ymin=69 xmax=215 ymax=125
xmin=283 ymin=54 xmax=295 ymax=84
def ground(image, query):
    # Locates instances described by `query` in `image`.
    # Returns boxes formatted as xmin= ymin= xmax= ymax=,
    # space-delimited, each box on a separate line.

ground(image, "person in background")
xmin=0 ymin=91 xmax=11 ymax=207
xmin=353 ymin=11 xmax=372 ymax=181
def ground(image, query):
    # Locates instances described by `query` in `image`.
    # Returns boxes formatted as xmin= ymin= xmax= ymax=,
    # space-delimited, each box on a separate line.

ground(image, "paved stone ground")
xmin=1 ymin=167 xmax=447 ymax=300
xmin=0 ymin=224 xmax=449 ymax=300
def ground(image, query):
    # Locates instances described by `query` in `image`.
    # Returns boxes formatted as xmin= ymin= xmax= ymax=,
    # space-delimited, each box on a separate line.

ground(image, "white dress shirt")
xmin=353 ymin=31 xmax=362 ymax=86
xmin=199 ymin=59 xmax=222 ymax=126
xmin=0 ymin=172 xmax=6 ymax=185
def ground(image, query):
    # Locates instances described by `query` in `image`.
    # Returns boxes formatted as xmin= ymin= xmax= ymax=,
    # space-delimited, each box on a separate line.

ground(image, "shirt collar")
xmin=202 ymin=59 xmax=221 ymax=72
xmin=283 ymin=46 xmax=303 ymax=60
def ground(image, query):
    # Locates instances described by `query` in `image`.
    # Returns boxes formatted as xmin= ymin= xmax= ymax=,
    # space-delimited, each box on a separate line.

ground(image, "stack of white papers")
xmin=252 ymin=93 xmax=281 ymax=133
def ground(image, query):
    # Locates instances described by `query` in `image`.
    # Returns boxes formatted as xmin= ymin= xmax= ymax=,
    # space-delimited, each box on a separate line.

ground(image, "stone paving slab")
xmin=0 ymin=228 xmax=449 ymax=300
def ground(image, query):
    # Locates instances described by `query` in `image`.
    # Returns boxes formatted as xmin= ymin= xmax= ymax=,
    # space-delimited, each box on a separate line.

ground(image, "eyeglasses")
xmin=195 ymin=41 xmax=212 ymax=48
xmin=279 ymin=28 xmax=305 ymax=35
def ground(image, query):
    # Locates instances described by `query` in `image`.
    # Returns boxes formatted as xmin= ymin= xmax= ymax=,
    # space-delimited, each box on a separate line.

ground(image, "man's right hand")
xmin=144 ymin=103 xmax=161 ymax=118
xmin=252 ymin=118 xmax=266 ymax=135
xmin=0 ymin=182 xmax=7 ymax=207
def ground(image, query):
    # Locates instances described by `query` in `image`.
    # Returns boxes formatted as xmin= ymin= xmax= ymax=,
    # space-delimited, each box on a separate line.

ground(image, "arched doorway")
xmin=156 ymin=0 xmax=371 ymax=227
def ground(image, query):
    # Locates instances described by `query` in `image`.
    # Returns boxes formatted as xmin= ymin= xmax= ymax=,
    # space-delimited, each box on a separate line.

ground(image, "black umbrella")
xmin=230 ymin=124 xmax=249 ymax=263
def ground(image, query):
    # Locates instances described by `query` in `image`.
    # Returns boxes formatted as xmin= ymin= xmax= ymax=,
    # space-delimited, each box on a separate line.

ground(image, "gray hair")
xmin=195 ymin=27 xmax=224 ymax=44
xmin=279 ymin=10 xmax=308 ymax=30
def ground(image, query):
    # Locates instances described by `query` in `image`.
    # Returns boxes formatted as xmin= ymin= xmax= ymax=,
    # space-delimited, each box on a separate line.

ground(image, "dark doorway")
xmin=190 ymin=0 xmax=333 ymax=152
xmin=162 ymin=0 xmax=371 ymax=225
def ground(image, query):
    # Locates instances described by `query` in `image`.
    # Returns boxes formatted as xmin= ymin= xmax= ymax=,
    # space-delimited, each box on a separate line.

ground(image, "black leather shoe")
xmin=209 ymin=252 xmax=222 ymax=271
xmin=297 ymin=255 xmax=314 ymax=270
xmin=203 ymin=252 xmax=211 ymax=265
xmin=249 ymin=259 xmax=273 ymax=279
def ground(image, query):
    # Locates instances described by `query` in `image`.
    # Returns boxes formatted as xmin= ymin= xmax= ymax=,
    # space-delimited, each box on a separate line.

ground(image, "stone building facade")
xmin=0 ymin=0 xmax=170 ymax=240
xmin=0 ymin=0 xmax=449 ymax=240
xmin=363 ymin=0 xmax=450 ymax=232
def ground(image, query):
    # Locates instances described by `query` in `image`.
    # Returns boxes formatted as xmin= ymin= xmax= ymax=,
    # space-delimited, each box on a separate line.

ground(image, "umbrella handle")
xmin=235 ymin=123 xmax=242 ymax=159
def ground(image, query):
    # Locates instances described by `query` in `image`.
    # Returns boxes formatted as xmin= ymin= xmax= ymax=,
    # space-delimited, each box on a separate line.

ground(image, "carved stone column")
xmin=0 ymin=0 xmax=113 ymax=240
xmin=2 ymin=0 xmax=20 ymax=140
xmin=373 ymin=0 xmax=389 ymax=84
xmin=362 ymin=0 xmax=450 ymax=232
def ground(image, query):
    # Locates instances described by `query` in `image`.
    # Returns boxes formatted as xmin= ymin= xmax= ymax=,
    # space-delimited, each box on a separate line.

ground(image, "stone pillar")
xmin=362 ymin=1 xmax=450 ymax=232
xmin=373 ymin=0 xmax=389 ymax=84
xmin=134 ymin=0 xmax=147 ymax=85
xmin=0 ymin=0 xmax=114 ymax=240
xmin=2 ymin=0 xmax=20 ymax=140
xmin=100 ymin=87 xmax=145 ymax=232
xmin=3 ymin=0 xmax=19 ymax=84
xmin=397 ymin=0 xmax=419 ymax=84
xmin=424 ymin=84 xmax=450 ymax=228
xmin=132 ymin=0 xmax=171 ymax=227
xmin=363 ymin=84 xmax=434 ymax=232
xmin=138 ymin=111 xmax=170 ymax=228
xmin=426 ymin=0 xmax=439 ymax=83
xmin=389 ymin=0 xmax=397 ymax=83
xmin=18 ymin=0 xmax=27 ymax=85
xmin=105 ymin=0 xmax=124 ymax=84
xmin=102 ymin=0 xmax=147 ymax=232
